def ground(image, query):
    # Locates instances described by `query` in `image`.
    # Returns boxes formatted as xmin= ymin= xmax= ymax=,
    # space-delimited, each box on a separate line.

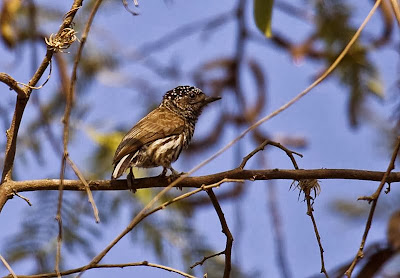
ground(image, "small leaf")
xmin=367 ymin=76 xmax=384 ymax=99
xmin=253 ymin=0 xmax=274 ymax=38
xmin=85 ymin=127 xmax=124 ymax=151
xmin=0 ymin=0 xmax=21 ymax=48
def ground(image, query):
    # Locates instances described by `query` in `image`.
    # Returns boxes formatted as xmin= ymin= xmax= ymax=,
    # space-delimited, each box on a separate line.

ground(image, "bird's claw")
xmin=127 ymin=168 xmax=136 ymax=193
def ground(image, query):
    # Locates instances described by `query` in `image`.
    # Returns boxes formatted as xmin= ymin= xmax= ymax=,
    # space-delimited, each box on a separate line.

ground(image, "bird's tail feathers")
xmin=112 ymin=154 xmax=133 ymax=179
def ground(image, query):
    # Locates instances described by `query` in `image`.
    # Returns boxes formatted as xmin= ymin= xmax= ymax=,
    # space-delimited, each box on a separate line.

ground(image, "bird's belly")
xmin=132 ymin=134 xmax=184 ymax=168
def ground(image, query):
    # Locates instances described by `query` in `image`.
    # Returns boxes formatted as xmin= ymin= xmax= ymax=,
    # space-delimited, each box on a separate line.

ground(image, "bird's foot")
xmin=127 ymin=168 xmax=136 ymax=193
xmin=169 ymin=168 xmax=186 ymax=190
xmin=158 ymin=167 xmax=168 ymax=178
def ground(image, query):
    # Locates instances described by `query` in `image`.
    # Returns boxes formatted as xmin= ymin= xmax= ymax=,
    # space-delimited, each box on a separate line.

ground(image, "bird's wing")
xmin=112 ymin=107 xmax=185 ymax=164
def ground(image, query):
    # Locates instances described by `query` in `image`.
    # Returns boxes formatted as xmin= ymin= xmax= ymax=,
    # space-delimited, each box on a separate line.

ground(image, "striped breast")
xmin=144 ymin=133 xmax=185 ymax=167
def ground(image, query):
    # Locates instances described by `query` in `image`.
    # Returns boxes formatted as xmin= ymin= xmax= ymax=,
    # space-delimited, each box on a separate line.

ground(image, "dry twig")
xmin=206 ymin=189 xmax=233 ymax=278
xmin=239 ymin=139 xmax=303 ymax=169
xmin=76 ymin=179 xmax=240 ymax=277
xmin=12 ymin=190 xmax=32 ymax=206
xmin=345 ymin=136 xmax=400 ymax=277
xmin=55 ymin=0 xmax=103 ymax=275
xmin=190 ymin=251 xmax=225 ymax=269
xmin=3 ymin=261 xmax=195 ymax=278
xmin=0 ymin=254 xmax=17 ymax=278
xmin=66 ymin=157 xmax=100 ymax=222
xmin=0 ymin=73 xmax=26 ymax=98
xmin=389 ymin=0 xmax=400 ymax=26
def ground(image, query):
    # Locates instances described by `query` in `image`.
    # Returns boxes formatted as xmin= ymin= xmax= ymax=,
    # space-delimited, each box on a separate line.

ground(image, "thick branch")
xmin=5 ymin=168 xmax=400 ymax=194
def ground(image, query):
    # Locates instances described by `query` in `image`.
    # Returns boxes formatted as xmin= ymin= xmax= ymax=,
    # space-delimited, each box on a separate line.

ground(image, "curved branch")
xmin=3 ymin=261 xmax=195 ymax=278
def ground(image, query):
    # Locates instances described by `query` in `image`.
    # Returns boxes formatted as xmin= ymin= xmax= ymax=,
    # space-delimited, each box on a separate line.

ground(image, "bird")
xmin=111 ymin=85 xmax=221 ymax=185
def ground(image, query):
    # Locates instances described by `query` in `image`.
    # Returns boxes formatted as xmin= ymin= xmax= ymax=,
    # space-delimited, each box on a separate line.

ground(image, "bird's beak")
xmin=204 ymin=96 xmax=221 ymax=104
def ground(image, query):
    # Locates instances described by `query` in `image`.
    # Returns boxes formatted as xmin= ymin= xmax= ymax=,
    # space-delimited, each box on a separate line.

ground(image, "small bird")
xmin=112 ymin=85 xmax=221 ymax=184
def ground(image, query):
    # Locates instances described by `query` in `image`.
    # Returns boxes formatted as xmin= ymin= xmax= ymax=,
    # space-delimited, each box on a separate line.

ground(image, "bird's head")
xmin=161 ymin=86 xmax=221 ymax=120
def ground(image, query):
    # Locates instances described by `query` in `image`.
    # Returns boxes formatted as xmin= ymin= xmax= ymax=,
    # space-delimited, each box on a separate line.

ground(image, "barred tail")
xmin=112 ymin=153 xmax=133 ymax=179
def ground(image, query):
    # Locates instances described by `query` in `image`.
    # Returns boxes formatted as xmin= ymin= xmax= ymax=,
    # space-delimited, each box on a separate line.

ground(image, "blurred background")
xmin=0 ymin=0 xmax=400 ymax=277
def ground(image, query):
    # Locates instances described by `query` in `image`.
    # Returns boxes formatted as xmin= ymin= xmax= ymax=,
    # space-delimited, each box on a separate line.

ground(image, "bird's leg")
xmin=127 ymin=167 xmax=136 ymax=193
xmin=158 ymin=167 xmax=168 ymax=177
xmin=169 ymin=167 xmax=185 ymax=190
xmin=169 ymin=167 xmax=181 ymax=177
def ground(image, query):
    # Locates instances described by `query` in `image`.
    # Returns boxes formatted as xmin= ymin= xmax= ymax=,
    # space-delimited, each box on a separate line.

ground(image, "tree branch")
xmin=55 ymin=0 xmax=103 ymax=274
xmin=0 ymin=73 xmax=27 ymax=98
xmin=0 ymin=0 xmax=83 ymax=186
xmin=190 ymin=250 xmax=225 ymax=269
xmin=75 ymin=179 xmax=238 ymax=277
xmin=2 ymin=261 xmax=195 ymax=278
xmin=0 ymin=254 xmax=17 ymax=278
xmin=2 ymin=168 xmax=400 ymax=195
xmin=345 ymin=136 xmax=400 ymax=277
xmin=206 ymin=189 xmax=233 ymax=278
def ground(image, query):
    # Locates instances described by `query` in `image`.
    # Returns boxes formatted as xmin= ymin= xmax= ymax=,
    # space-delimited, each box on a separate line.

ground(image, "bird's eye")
xmin=189 ymin=92 xmax=196 ymax=99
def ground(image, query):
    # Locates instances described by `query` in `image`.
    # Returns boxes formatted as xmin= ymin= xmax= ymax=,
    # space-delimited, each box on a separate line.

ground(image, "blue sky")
xmin=1 ymin=0 xmax=400 ymax=277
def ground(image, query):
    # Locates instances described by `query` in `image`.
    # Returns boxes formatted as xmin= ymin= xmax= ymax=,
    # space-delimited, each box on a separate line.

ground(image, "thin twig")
xmin=5 ymin=261 xmax=195 ymax=278
xmin=0 ymin=254 xmax=17 ymax=278
xmin=55 ymin=0 xmax=104 ymax=274
xmin=12 ymin=190 xmax=32 ymax=206
xmin=389 ymin=0 xmax=400 ymax=26
xmin=345 ymin=136 xmax=400 ymax=277
xmin=66 ymin=156 xmax=100 ymax=222
xmin=271 ymin=139 xmax=327 ymax=277
xmin=0 ymin=73 xmax=27 ymax=98
xmin=190 ymin=251 xmax=225 ymax=269
xmin=63 ymin=0 xmax=103 ymax=222
xmin=206 ymin=189 xmax=233 ymax=278
xmin=16 ymin=60 xmax=52 ymax=90
xmin=239 ymin=139 xmax=302 ymax=169
xmin=76 ymin=179 xmax=240 ymax=277
xmin=55 ymin=155 xmax=66 ymax=278
xmin=305 ymin=193 xmax=329 ymax=277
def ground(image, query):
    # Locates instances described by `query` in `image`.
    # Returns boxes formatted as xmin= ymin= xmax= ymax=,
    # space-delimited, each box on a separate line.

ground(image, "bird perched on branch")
xmin=111 ymin=85 xmax=221 ymax=186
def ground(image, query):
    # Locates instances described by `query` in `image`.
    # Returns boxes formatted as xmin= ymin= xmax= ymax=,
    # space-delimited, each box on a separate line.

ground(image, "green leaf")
xmin=367 ymin=75 xmax=384 ymax=99
xmin=253 ymin=0 xmax=274 ymax=38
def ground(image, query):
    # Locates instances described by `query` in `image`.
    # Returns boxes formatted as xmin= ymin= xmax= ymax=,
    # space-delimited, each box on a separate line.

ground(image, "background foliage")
xmin=0 ymin=0 xmax=400 ymax=277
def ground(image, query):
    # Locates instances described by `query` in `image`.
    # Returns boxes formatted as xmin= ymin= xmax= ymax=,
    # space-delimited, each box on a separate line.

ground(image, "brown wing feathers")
xmin=112 ymin=107 xmax=185 ymax=177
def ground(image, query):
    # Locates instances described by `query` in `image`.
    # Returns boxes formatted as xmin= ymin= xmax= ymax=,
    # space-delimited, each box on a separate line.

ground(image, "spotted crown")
xmin=161 ymin=85 xmax=203 ymax=102
xmin=160 ymin=85 xmax=205 ymax=121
